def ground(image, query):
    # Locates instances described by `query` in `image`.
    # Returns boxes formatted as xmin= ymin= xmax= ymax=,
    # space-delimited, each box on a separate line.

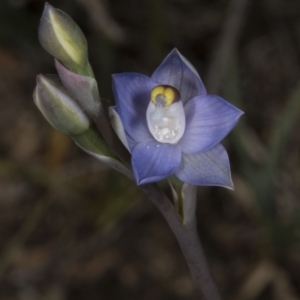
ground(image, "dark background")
xmin=1 ymin=0 xmax=300 ymax=299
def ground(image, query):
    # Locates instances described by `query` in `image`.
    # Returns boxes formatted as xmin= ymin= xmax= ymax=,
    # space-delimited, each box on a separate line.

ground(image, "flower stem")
xmin=141 ymin=184 xmax=222 ymax=300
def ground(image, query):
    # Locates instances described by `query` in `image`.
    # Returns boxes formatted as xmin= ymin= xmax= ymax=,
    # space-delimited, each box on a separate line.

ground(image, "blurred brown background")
xmin=1 ymin=0 xmax=300 ymax=299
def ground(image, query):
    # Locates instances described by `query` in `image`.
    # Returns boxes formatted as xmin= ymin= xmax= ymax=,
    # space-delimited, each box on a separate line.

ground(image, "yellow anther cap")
xmin=151 ymin=85 xmax=180 ymax=106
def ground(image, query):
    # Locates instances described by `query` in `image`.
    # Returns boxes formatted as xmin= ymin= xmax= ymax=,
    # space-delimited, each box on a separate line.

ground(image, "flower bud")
xmin=55 ymin=59 xmax=101 ymax=115
xmin=34 ymin=74 xmax=90 ymax=136
xmin=38 ymin=3 xmax=89 ymax=74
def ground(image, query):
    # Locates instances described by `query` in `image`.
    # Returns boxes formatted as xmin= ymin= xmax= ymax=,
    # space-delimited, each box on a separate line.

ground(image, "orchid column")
xmin=34 ymin=3 xmax=243 ymax=299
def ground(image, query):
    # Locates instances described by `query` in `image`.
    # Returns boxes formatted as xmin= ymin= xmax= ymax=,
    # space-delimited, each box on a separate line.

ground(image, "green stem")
xmin=141 ymin=184 xmax=222 ymax=300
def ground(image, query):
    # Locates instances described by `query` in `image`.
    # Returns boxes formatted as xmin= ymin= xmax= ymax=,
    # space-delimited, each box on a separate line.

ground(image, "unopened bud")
xmin=38 ymin=3 xmax=89 ymax=75
xmin=55 ymin=59 xmax=101 ymax=115
xmin=34 ymin=74 xmax=90 ymax=136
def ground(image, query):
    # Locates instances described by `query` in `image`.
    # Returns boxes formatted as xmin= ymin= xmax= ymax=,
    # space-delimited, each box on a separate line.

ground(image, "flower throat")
xmin=146 ymin=85 xmax=186 ymax=144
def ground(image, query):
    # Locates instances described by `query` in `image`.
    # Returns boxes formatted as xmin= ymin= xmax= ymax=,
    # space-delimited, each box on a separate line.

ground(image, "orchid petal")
xmin=112 ymin=73 xmax=157 ymax=142
xmin=109 ymin=106 xmax=130 ymax=151
xmin=180 ymin=95 xmax=243 ymax=154
xmin=175 ymin=144 xmax=233 ymax=189
xmin=125 ymin=134 xmax=138 ymax=151
xmin=151 ymin=49 xmax=206 ymax=104
xmin=108 ymin=107 xmax=138 ymax=152
xmin=132 ymin=140 xmax=181 ymax=184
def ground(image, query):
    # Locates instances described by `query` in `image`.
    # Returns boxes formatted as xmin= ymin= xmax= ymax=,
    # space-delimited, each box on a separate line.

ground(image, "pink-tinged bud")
xmin=38 ymin=3 xmax=89 ymax=74
xmin=55 ymin=59 xmax=101 ymax=115
xmin=34 ymin=74 xmax=90 ymax=136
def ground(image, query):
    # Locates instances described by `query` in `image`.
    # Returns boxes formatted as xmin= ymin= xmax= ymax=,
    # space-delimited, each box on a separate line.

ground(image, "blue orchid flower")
xmin=111 ymin=49 xmax=243 ymax=188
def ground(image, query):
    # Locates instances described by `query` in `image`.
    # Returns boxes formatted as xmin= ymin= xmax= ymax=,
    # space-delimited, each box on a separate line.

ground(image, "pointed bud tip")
xmin=36 ymin=74 xmax=54 ymax=88
xmin=36 ymin=74 xmax=43 ymax=83
xmin=42 ymin=2 xmax=53 ymax=17
xmin=33 ymin=73 xmax=90 ymax=136
xmin=44 ymin=2 xmax=50 ymax=10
